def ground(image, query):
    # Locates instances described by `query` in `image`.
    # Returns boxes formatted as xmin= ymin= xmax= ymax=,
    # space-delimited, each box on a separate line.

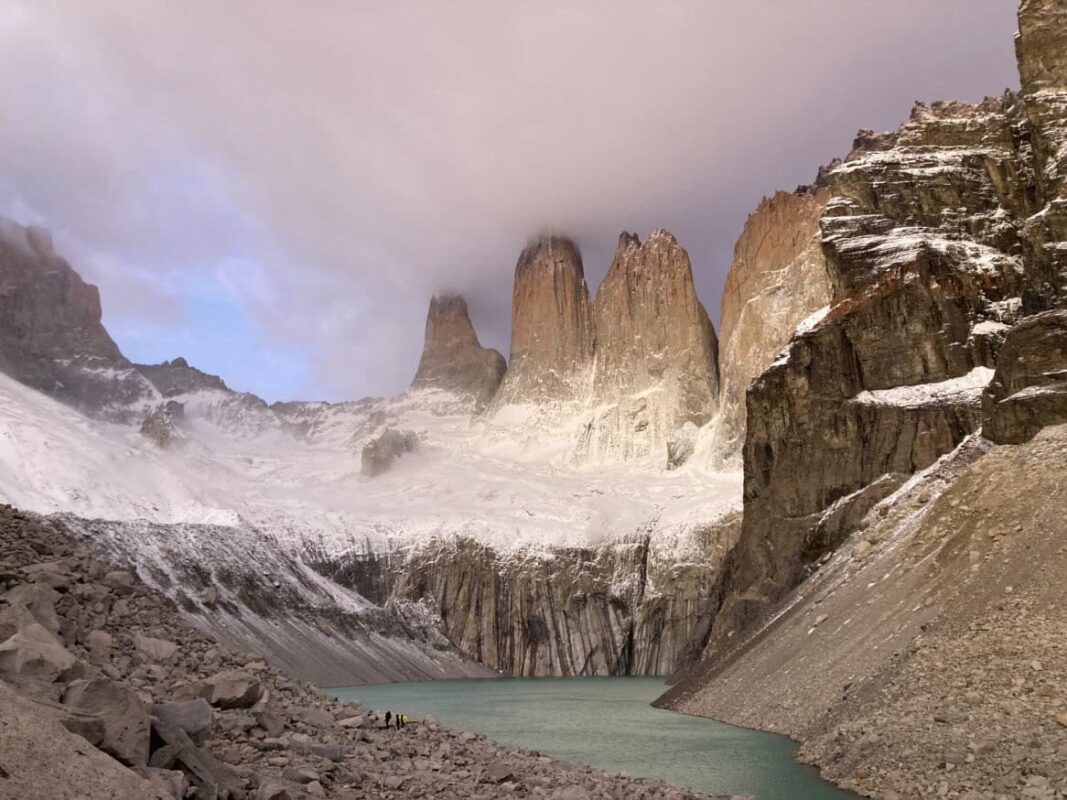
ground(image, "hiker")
xmin=395 ymin=713 xmax=402 ymax=730
xmin=385 ymin=710 xmax=392 ymax=727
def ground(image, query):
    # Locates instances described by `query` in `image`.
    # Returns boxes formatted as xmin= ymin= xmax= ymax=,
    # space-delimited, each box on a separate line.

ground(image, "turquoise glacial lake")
xmin=327 ymin=677 xmax=860 ymax=800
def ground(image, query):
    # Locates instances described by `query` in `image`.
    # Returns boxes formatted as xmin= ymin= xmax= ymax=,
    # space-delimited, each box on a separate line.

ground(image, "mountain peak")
xmin=492 ymin=234 xmax=594 ymax=406
xmin=410 ymin=293 xmax=506 ymax=407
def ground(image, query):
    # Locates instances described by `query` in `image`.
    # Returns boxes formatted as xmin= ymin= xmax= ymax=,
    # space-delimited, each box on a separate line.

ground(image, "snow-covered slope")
xmin=0 ymin=371 xmax=740 ymax=558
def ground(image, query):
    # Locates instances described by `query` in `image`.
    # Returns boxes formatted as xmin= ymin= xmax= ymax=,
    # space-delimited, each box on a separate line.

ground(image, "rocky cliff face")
xmin=0 ymin=219 xmax=286 ymax=437
xmin=680 ymin=0 xmax=1067 ymax=676
xmin=410 ymin=294 xmax=506 ymax=407
xmin=136 ymin=358 xmax=228 ymax=397
xmin=706 ymin=95 xmax=1033 ymax=654
xmin=1017 ymin=0 xmax=1067 ymax=312
xmin=713 ymin=189 xmax=832 ymax=467
xmin=983 ymin=309 xmax=1067 ymax=443
xmin=317 ymin=512 xmax=740 ymax=678
xmin=491 ymin=236 xmax=594 ymax=406
xmin=577 ymin=231 xmax=720 ymax=465
xmin=0 ymin=218 xmax=155 ymax=419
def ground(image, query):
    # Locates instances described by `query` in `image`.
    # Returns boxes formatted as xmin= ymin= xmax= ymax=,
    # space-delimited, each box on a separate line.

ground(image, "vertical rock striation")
xmin=491 ymin=236 xmax=594 ymax=406
xmin=410 ymin=294 xmax=506 ymax=408
xmin=578 ymin=230 xmax=720 ymax=465
xmin=351 ymin=512 xmax=741 ymax=678
xmin=713 ymin=188 xmax=832 ymax=467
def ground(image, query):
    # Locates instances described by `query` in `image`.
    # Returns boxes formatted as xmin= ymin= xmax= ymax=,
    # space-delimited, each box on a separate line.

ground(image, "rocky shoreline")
xmin=0 ymin=504 xmax=745 ymax=800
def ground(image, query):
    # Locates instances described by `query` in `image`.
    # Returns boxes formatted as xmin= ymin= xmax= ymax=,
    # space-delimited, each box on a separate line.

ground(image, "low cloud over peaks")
xmin=0 ymin=1 xmax=1019 ymax=400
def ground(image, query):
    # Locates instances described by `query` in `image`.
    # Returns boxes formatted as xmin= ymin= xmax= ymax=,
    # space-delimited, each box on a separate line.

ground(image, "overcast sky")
xmin=0 ymin=1 xmax=1020 ymax=402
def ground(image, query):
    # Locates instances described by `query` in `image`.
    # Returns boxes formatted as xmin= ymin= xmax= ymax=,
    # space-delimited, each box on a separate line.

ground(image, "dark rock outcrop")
xmin=410 ymin=294 xmax=506 ymax=407
xmin=360 ymin=429 xmax=418 ymax=477
xmin=983 ymin=309 xmax=1067 ymax=443
xmin=139 ymin=401 xmax=186 ymax=449
xmin=135 ymin=358 xmax=228 ymax=398
xmin=673 ymin=1 xmax=1065 ymax=679
xmin=491 ymin=236 xmax=594 ymax=406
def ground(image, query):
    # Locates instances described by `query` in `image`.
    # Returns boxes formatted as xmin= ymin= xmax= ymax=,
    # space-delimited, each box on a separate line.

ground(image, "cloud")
xmin=0 ymin=0 xmax=1020 ymax=400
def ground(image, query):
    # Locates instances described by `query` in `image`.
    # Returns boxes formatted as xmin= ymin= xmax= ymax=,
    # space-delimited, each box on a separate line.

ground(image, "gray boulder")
xmin=4 ymin=582 xmax=60 ymax=632
xmin=0 ymin=603 xmax=40 ymax=642
xmin=282 ymin=766 xmax=319 ymax=784
xmin=63 ymin=678 xmax=152 ymax=767
xmin=132 ymin=766 xmax=189 ymax=800
xmin=256 ymin=781 xmax=293 ymax=800
xmin=134 ymin=633 xmax=178 ymax=662
xmin=139 ymin=400 xmax=187 ymax=449
xmin=57 ymin=707 xmax=107 ymax=747
xmin=254 ymin=708 xmax=286 ymax=736
xmin=201 ymin=669 xmax=263 ymax=709
xmin=151 ymin=716 xmax=243 ymax=798
xmin=0 ymin=680 xmax=166 ymax=799
xmin=293 ymin=705 xmax=333 ymax=728
xmin=21 ymin=561 xmax=73 ymax=590
xmin=102 ymin=570 xmax=136 ymax=595
xmin=86 ymin=629 xmax=114 ymax=659
xmin=152 ymin=698 xmax=214 ymax=746
xmin=0 ymin=622 xmax=77 ymax=682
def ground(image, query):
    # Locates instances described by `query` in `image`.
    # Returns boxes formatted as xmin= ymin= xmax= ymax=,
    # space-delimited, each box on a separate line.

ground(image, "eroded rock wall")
xmin=983 ymin=308 xmax=1067 ymax=443
xmin=1017 ymin=0 xmax=1067 ymax=311
xmin=490 ymin=231 xmax=722 ymax=469
xmin=315 ymin=513 xmax=740 ymax=678
xmin=713 ymin=189 xmax=832 ymax=466
xmin=680 ymin=1 xmax=1067 ymax=677
xmin=703 ymin=95 xmax=1039 ymax=656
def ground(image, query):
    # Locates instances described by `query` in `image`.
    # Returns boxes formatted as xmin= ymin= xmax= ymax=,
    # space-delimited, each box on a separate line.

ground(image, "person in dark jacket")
xmin=385 ymin=710 xmax=392 ymax=727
